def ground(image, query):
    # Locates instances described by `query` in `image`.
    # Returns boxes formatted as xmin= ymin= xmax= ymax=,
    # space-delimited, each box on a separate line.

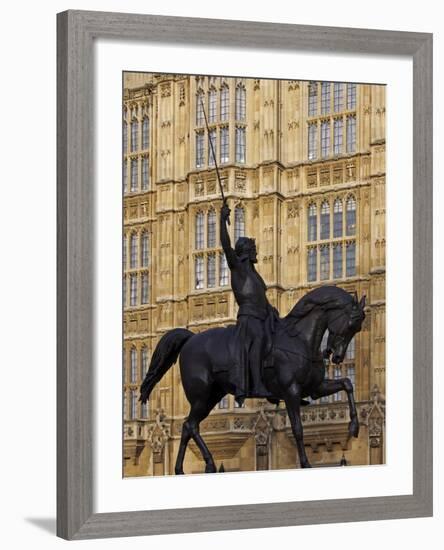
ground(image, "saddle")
xmin=211 ymin=311 xmax=280 ymax=403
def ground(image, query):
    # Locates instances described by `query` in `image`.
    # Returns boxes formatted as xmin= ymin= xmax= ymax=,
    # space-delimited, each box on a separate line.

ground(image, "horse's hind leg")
xmin=175 ymin=391 xmax=224 ymax=474
xmin=174 ymin=424 xmax=191 ymax=475
xmin=187 ymin=398 xmax=220 ymax=473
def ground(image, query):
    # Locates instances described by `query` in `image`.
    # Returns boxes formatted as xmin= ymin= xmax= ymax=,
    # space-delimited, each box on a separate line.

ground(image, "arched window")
xmin=123 ymin=160 xmax=128 ymax=193
xmin=346 ymin=196 xmax=356 ymax=235
xmin=130 ymin=234 xmax=138 ymax=268
xmin=123 ymin=391 xmax=128 ymax=420
xmin=130 ymin=347 xmax=137 ymax=383
xmin=346 ymin=114 xmax=357 ymax=153
xmin=207 ymin=253 xmax=216 ymax=288
xmin=220 ymin=85 xmax=229 ymax=121
xmin=307 ymin=247 xmax=317 ymax=282
xmin=141 ymin=232 xmax=149 ymax=267
xmin=235 ymin=127 xmax=246 ymax=163
xmin=334 ymin=82 xmax=344 ymax=112
xmin=346 ymin=242 xmax=356 ymax=277
xmin=307 ymin=203 xmax=317 ymax=242
xmin=320 ymin=201 xmax=330 ymax=239
xmin=321 ymin=82 xmax=331 ymax=114
xmin=347 ymin=83 xmax=357 ymax=110
xmin=195 ymin=132 xmax=204 ymax=168
xmin=123 ymin=274 xmax=127 ymax=307
xmin=130 ymin=158 xmax=138 ymax=192
xmin=308 ymin=82 xmax=318 ymax=116
xmin=130 ymin=389 xmax=138 ymax=420
xmin=141 ymin=346 xmax=149 ymax=377
xmin=333 ymin=118 xmax=343 ymax=155
xmin=308 ymin=122 xmax=317 ymax=160
xmin=320 ymin=244 xmax=330 ymax=281
xmin=141 ymin=157 xmax=149 ymax=190
xmin=123 ymin=234 xmax=127 ymax=269
xmin=321 ymin=120 xmax=330 ymax=158
xmin=196 ymin=91 xmax=205 ymax=126
xmin=195 ymin=256 xmax=204 ymax=289
xmin=141 ymin=272 xmax=149 ymax=304
xmin=123 ymin=122 xmax=128 ymax=153
xmin=142 ymin=117 xmax=149 ymax=149
xmin=345 ymin=336 xmax=356 ymax=360
xmin=333 ymin=199 xmax=343 ymax=237
xmin=208 ymin=88 xmax=217 ymax=123
xmin=235 ymin=84 xmax=246 ymax=120
xmin=220 ymin=126 xmax=229 ymax=163
xmin=207 ymin=209 xmax=216 ymax=248
xmin=219 ymin=252 xmax=229 ymax=286
xmin=195 ymin=212 xmax=204 ymax=249
xmin=234 ymin=206 xmax=245 ymax=242
xmin=333 ymin=243 xmax=343 ymax=279
xmin=131 ymin=120 xmax=138 ymax=152
xmin=129 ymin=273 xmax=137 ymax=306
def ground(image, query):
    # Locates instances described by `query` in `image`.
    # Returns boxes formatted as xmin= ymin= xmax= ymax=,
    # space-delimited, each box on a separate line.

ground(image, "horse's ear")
xmin=353 ymin=291 xmax=358 ymax=303
xmin=359 ymin=294 xmax=366 ymax=309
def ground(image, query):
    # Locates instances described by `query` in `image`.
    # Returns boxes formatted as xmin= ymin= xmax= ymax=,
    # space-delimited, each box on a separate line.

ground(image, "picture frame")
xmin=57 ymin=10 xmax=433 ymax=540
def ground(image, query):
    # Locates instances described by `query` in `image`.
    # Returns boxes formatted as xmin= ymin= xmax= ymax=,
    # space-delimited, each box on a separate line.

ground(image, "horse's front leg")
xmin=311 ymin=378 xmax=359 ymax=439
xmin=284 ymin=384 xmax=311 ymax=468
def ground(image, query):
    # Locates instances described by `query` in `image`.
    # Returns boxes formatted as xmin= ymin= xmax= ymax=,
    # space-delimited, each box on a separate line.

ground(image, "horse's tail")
xmin=139 ymin=328 xmax=193 ymax=404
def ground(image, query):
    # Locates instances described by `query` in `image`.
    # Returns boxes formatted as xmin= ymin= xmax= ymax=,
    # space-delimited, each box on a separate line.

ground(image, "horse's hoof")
xmin=175 ymin=469 xmax=185 ymax=475
xmin=348 ymin=420 xmax=359 ymax=438
xmin=301 ymin=461 xmax=312 ymax=468
xmin=205 ymin=464 xmax=217 ymax=473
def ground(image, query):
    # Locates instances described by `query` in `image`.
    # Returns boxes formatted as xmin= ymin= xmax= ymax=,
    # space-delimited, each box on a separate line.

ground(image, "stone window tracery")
xmin=235 ymin=84 xmax=246 ymax=121
xmin=234 ymin=205 xmax=245 ymax=243
xmin=306 ymin=196 xmax=357 ymax=282
xmin=307 ymin=81 xmax=357 ymax=160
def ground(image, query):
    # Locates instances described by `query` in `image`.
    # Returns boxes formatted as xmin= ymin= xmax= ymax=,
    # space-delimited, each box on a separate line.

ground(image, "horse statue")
xmin=140 ymin=285 xmax=366 ymax=472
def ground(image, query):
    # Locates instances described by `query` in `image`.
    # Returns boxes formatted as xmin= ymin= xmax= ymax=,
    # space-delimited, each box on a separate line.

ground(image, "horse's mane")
xmin=284 ymin=286 xmax=354 ymax=326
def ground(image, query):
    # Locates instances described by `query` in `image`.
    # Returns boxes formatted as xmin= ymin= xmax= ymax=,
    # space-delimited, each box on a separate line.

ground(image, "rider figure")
xmin=220 ymin=203 xmax=278 ymax=405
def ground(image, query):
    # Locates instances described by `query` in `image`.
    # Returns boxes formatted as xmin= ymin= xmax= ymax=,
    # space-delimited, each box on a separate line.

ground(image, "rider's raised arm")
xmin=220 ymin=204 xmax=237 ymax=268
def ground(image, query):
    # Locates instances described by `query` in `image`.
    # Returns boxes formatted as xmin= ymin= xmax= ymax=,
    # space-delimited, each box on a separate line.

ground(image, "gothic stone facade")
xmin=122 ymin=73 xmax=386 ymax=476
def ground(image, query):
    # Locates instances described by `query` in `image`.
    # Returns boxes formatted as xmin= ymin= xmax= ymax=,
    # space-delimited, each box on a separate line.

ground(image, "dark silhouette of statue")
xmin=140 ymin=204 xmax=366 ymax=473
xmin=220 ymin=203 xmax=278 ymax=405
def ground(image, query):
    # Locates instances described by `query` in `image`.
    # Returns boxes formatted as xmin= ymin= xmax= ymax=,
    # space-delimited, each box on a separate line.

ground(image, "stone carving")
xmin=147 ymin=409 xmax=171 ymax=456
xmin=207 ymin=178 xmax=216 ymax=194
xmin=253 ymin=405 xmax=273 ymax=446
xmin=287 ymin=120 xmax=299 ymax=130
xmin=287 ymin=202 xmax=299 ymax=218
xmin=179 ymin=84 xmax=186 ymax=106
xmin=195 ymin=181 xmax=204 ymax=196
xmin=235 ymin=177 xmax=246 ymax=192
xmin=160 ymin=83 xmax=171 ymax=97
xmin=307 ymin=169 xmax=317 ymax=187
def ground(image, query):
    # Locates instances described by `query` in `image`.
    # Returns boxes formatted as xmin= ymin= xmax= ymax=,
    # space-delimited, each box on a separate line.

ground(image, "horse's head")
xmin=325 ymin=292 xmax=366 ymax=364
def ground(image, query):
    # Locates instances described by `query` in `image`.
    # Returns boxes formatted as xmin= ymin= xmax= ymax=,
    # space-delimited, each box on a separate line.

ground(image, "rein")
xmin=274 ymin=303 xmax=355 ymax=365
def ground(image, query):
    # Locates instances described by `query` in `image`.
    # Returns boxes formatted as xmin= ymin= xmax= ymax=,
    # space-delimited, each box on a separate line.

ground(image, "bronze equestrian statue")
xmin=140 ymin=206 xmax=366 ymax=473
xmin=140 ymin=91 xmax=364 ymax=472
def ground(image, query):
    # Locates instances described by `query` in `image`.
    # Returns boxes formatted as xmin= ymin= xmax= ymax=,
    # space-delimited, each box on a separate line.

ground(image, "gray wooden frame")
xmin=57 ymin=10 xmax=433 ymax=540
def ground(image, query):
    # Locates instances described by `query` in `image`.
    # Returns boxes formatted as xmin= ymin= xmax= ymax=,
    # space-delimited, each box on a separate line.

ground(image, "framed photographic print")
xmin=57 ymin=10 xmax=433 ymax=540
